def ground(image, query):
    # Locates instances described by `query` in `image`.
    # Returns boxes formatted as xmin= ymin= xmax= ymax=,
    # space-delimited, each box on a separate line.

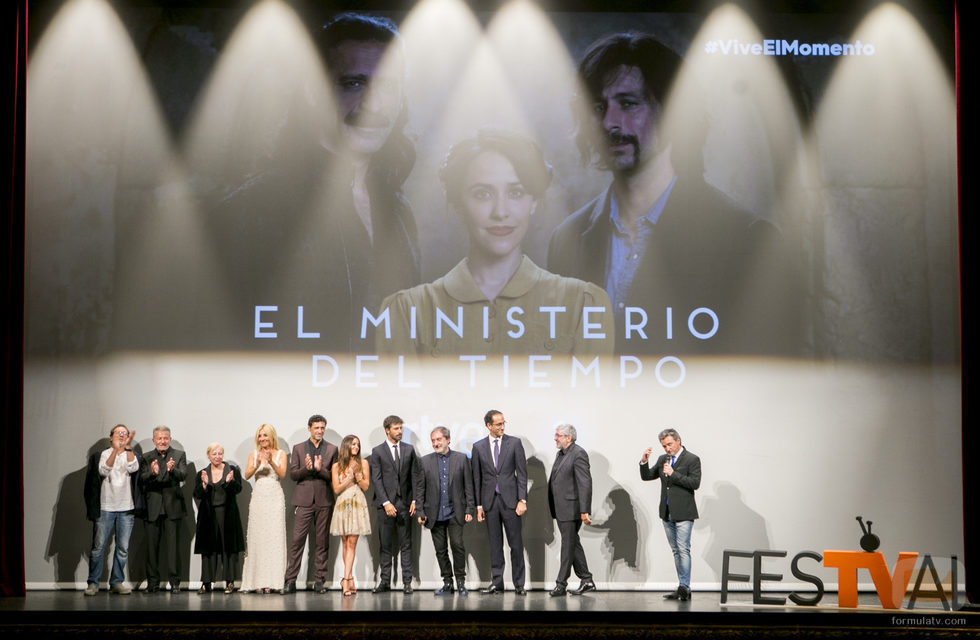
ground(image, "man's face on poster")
xmin=328 ymin=39 xmax=403 ymax=158
xmin=593 ymin=65 xmax=662 ymax=172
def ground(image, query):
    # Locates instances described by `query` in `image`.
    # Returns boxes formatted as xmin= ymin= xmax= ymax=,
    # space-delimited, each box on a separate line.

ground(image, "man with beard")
xmin=548 ymin=33 xmax=800 ymax=355
xmin=370 ymin=414 xmax=421 ymax=594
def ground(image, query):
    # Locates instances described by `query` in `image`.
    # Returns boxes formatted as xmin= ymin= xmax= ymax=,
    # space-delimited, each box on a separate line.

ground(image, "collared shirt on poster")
xmin=605 ymin=176 xmax=677 ymax=321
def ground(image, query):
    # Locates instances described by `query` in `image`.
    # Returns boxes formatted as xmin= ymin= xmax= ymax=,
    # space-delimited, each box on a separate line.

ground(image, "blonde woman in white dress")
xmin=239 ymin=424 xmax=287 ymax=593
xmin=330 ymin=435 xmax=371 ymax=596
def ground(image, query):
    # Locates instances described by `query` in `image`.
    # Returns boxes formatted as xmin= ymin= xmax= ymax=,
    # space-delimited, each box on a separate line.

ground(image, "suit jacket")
xmin=140 ymin=447 xmax=187 ymax=521
xmin=416 ymin=449 xmax=475 ymax=527
xmin=548 ymin=179 xmax=802 ymax=356
xmin=370 ymin=440 xmax=421 ymax=510
xmin=289 ymin=440 xmax=338 ymax=508
xmin=548 ymin=443 xmax=592 ymax=522
xmin=85 ymin=448 xmax=145 ymax=521
xmin=471 ymin=434 xmax=528 ymax=511
xmin=639 ymin=448 xmax=701 ymax=521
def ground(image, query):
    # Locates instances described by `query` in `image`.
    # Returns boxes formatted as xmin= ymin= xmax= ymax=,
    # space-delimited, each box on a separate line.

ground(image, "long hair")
xmin=254 ymin=423 xmax=279 ymax=451
xmin=337 ymin=434 xmax=362 ymax=471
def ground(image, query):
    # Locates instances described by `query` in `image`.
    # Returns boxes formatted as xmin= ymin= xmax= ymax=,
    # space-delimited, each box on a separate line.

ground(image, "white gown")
xmin=239 ymin=450 xmax=286 ymax=592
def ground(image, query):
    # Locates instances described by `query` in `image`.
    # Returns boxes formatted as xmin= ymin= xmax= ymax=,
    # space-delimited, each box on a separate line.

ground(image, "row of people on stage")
xmin=84 ymin=413 xmax=702 ymax=600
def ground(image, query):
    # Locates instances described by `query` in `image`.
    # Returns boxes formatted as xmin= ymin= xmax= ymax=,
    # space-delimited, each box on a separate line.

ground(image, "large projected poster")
xmin=24 ymin=0 xmax=961 ymax=592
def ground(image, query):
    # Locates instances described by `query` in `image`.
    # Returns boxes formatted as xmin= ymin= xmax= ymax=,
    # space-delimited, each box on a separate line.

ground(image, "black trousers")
xmin=200 ymin=507 xmax=241 ymax=584
xmin=555 ymin=519 xmax=592 ymax=587
xmin=377 ymin=507 xmax=413 ymax=585
xmin=146 ymin=516 xmax=180 ymax=587
xmin=431 ymin=519 xmax=466 ymax=582
xmin=485 ymin=495 xmax=525 ymax=588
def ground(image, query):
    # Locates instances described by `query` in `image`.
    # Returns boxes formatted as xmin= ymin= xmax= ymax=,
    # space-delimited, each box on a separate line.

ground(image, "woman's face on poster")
xmin=458 ymin=150 xmax=535 ymax=261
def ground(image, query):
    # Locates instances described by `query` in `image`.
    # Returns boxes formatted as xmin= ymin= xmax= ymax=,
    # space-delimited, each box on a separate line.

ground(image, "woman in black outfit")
xmin=194 ymin=442 xmax=245 ymax=593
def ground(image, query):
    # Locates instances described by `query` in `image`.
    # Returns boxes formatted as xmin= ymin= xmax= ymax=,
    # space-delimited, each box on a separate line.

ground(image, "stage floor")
xmin=3 ymin=588 xmax=977 ymax=638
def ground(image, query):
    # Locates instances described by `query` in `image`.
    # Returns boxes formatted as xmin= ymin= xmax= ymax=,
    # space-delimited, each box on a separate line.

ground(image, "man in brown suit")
xmin=283 ymin=414 xmax=338 ymax=594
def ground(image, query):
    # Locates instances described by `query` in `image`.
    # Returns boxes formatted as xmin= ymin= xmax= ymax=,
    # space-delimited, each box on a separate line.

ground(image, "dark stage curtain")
xmin=2 ymin=0 xmax=27 ymax=598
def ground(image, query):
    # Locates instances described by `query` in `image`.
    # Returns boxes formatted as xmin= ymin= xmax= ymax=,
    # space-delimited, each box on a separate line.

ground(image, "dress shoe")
xmin=456 ymin=582 xmax=468 ymax=597
xmin=514 ymin=586 xmax=527 ymax=596
xmin=110 ymin=583 xmax=132 ymax=595
xmin=145 ymin=584 xmax=160 ymax=594
xmin=663 ymin=588 xmax=681 ymax=600
xmin=677 ymin=586 xmax=691 ymax=601
xmin=282 ymin=581 xmax=296 ymax=594
xmin=549 ymin=585 xmax=567 ymax=597
xmin=84 ymin=583 xmax=98 ymax=596
xmin=403 ymin=584 xmax=414 ymax=595
xmin=433 ymin=582 xmax=455 ymax=596
xmin=169 ymin=583 xmax=182 ymax=594
xmin=570 ymin=580 xmax=597 ymax=595
xmin=480 ymin=584 xmax=503 ymax=595
xmin=372 ymin=583 xmax=391 ymax=594
xmin=314 ymin=581 xmax=328 ymax=594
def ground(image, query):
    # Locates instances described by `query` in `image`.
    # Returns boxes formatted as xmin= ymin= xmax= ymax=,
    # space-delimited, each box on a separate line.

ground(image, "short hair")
xmin=556 ymin=423 xmax=577 ymax=442
xmin=572 ymin=33 xmax=694 ymax=170
xmin=109 ymin=424 xmax=128 ymax=438
xmin=383 ymin=415 xmax=404 ymax=431
xmin=484 ymin=410 xmax=503 ymax=426
xmin=153 ymin=425 xmax=171 ymax=436
xmin=658 ymin=428 xmax=681 ymax=443
xmin=430 ymin=426 xmax=451 ymax=441
xmin=315 ymin=12 xmax=400 ymax=59
xmin=205 ymin=442 xmax=224 ymax=457
xmin=314 ymin=12 xmax=415 ymax=191
xmin=255 ymin=424 xmax=279 ymax=451
xmin=308 ymin=414 xmax=327 ymax=427
xmin=439 ymin=129 xmax=553 ymax=211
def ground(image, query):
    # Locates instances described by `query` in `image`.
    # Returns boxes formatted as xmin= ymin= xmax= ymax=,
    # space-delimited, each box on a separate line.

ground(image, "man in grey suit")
xmin=284 ymin=414 xmax=338 ymax=594
xmin=416 ymin=426 xmax=475 ymax=596
xmin=371 ymin=414 xmax=421 ymax=594
xmin=640 ymin=428 xmax=701 ymax=601
xmin=471 ymin=409 xmax=528 ymax=595
xmin=548 ymin=424 xmax=596 ymax=597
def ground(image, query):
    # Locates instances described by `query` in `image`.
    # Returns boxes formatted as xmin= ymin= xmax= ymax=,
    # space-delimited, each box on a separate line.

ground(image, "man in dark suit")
xmin=640 ymin=428 xmax=701 ymax=601
xmin=140 ymin=425 xmax=187 ymax=592
xmin=548 ymin=32 xmax=801 ymax=356
xmin=371 ymin=414 xmax=421 ymax=594
xmin=284 ymin=414 xmax=338 ymax=594
xmin=547 ymin=424 xmax=596 ymax=597
xmin=471 ymin=409 xmax=528 ymax=595
xmin=416 ymin=426 xmax=475 ymax=596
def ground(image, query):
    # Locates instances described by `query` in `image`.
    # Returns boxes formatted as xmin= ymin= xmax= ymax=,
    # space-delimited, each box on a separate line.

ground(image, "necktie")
xmin=493 ymin=439 xmax=500 ymax=469
xmin=670 ymin=455 xmax=676 ymax=467
xmin=394 ymin=444 xmax=402 ymax=474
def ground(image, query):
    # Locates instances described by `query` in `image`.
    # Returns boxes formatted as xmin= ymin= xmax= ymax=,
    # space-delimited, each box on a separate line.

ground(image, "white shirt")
xmin=98 ymin=448 xmax=139 ymax=512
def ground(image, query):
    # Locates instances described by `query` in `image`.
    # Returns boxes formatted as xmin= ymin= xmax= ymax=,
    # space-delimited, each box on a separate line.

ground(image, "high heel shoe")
xmin=224 ymin=582 xmax=236 ymax=594
xmin=342 ymin=577 xmax=354 ymax=597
